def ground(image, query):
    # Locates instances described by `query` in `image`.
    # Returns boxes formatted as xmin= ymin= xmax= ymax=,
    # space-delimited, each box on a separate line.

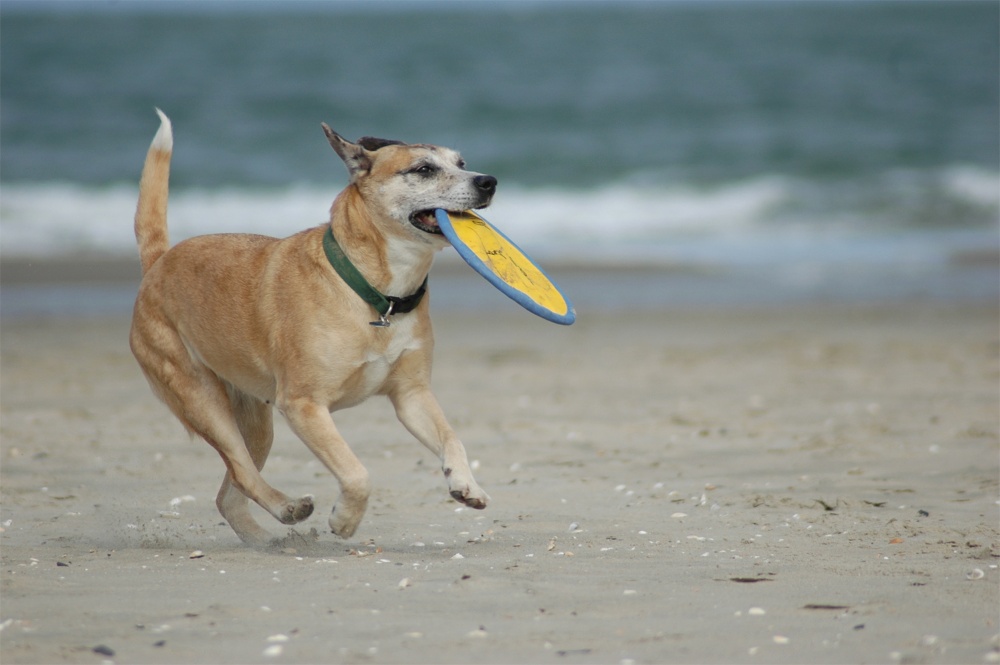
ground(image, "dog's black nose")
xmin=474 ymin=175 xmax=497 ymax=194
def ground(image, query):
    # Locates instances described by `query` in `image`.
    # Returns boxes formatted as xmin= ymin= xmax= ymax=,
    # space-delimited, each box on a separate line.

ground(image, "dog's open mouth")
xmin=409 ymin=209 xmax=447 ymax=235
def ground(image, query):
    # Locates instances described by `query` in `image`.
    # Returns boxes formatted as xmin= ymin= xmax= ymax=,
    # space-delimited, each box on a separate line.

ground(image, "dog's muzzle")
xmin=409 ymin=174 xmax=498 ymax=234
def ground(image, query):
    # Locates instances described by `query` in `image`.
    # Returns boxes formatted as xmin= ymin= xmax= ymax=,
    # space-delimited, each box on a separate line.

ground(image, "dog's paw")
xmin=449 ymin=484 xmax=490 ymax=510
xmin=279 ymin=495 xmax=315 ymax=524
xmin=328 ymin=494 xmax=367 ymax=539
xmin=444 ymin=466 xmax=490 ymax=509
xmin=328 ymin=506 xmax=361 ymax=539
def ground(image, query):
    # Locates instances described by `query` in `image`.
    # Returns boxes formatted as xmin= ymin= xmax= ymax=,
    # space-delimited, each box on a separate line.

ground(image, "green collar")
xmin=322 ymin=225 xmax=428 ymax=327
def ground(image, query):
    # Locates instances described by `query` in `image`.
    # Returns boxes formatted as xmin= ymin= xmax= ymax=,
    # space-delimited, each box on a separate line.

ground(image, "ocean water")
xmin=1 ymin=0 xmax=998 ymax=310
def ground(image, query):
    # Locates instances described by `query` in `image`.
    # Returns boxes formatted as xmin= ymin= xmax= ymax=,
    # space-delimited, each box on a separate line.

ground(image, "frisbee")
xmin=434 ymin=209 xmax=575 ymax=325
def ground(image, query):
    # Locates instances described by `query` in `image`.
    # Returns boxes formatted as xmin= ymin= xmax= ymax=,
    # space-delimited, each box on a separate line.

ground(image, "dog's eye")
xmin=409 ymin=164 xmax=437 ymax=175
xmin=457 ymin=159 xmax=466 ymax=169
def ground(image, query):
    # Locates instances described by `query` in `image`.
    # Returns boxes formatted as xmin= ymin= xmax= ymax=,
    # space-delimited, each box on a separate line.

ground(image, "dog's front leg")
xmin=279 ymin=397 xmax=371 ymax=539
xmin=389 ymin=385 xmax=490 ymax=510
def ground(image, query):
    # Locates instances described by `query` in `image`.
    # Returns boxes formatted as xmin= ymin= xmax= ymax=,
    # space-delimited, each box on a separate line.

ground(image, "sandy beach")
xmin=1 ymin=268 xmax=998 ymax=664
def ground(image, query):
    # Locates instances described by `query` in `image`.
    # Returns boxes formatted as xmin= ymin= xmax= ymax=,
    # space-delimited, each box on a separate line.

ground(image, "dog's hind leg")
xmin=130 ymin=320 xmax=314 ymax=538
xmin=215 ymin=387 xmax=279 ymax=546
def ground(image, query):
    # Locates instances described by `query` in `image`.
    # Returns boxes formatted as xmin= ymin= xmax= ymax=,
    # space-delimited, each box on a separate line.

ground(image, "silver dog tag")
xmin=369 ymin=301 xmax=394 ymax=327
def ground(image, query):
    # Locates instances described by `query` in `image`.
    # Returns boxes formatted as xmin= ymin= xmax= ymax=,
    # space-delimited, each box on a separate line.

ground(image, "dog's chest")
xmin=352 ymin=318 xmax=420 ymax=393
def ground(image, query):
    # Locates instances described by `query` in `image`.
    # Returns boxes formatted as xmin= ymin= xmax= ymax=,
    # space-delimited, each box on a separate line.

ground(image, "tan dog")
xmin=130 ymin=110 xmax=495 ymax=546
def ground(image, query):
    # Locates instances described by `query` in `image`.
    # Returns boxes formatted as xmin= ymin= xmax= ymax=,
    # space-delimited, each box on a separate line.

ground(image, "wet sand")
xmin=1 ymin=281 xmax=998 ymax=663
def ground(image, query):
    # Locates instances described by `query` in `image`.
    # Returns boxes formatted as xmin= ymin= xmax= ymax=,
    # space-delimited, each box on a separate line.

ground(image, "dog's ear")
xmin=357 ymin=136 xmax=405 ymax=151
xmin=322 ymin=123 xmax=373 ymax=180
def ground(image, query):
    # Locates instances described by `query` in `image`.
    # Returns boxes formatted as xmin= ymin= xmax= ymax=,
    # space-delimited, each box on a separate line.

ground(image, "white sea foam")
xmin=0 ymin=183 xmax=335 ymax=257
xmin=941 ymin=166 xmax=1000 ymax=208
xmin=1 ymin=169 xmax=996 ymax=267
xmin=488 ymin=177 xmax=788 ymax=240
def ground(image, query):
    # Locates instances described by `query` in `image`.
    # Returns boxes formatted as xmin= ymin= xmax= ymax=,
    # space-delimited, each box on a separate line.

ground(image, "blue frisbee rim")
xmin=435 ymin=209 xmax=575 ymax=325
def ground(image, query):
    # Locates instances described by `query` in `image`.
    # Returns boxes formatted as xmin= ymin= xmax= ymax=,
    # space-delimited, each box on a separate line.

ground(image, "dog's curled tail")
xmin=134 ymin=108 xmax=173 ymax=274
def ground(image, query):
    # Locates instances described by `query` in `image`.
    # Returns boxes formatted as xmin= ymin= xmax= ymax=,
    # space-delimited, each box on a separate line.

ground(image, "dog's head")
xmin=322 ymin=124 xmax=496 ymax=244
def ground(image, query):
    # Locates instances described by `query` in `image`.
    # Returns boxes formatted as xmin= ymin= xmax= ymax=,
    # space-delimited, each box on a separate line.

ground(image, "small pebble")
xmin=188 ymin=551 xmax=204 ymax=559
xmin=266 ymin=634 xmax=289 ymax=643
xmin=451 ymin=553 xmax=464 ymax=560
xmin=773 ymin=635 xmax=790 ymax=645
xmin=671 ymin=512 xmax=688 ymax=518
xmin=92 ymin=645 xmax=115 ymax=657
xmin=262 ymin=644 xmax=284 ymax=657
xmin=966 ymin=568 xmax=985 ymax=580
xmin=748 ymin=607 xmax=766 ymax=616
xmin=398 ymin=578 xmax=411 ymax=589
xmin=568 ymin=522 xmax=580 ymax=532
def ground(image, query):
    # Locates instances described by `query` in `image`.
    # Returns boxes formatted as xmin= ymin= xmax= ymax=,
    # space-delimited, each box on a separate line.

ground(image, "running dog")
xmin=130 ymin=110 xmax=495 ymax=546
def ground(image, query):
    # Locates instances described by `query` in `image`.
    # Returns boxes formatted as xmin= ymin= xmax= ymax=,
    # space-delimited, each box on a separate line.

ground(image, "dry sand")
xmin=1 ymin=297 xmax=998 ymax=664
